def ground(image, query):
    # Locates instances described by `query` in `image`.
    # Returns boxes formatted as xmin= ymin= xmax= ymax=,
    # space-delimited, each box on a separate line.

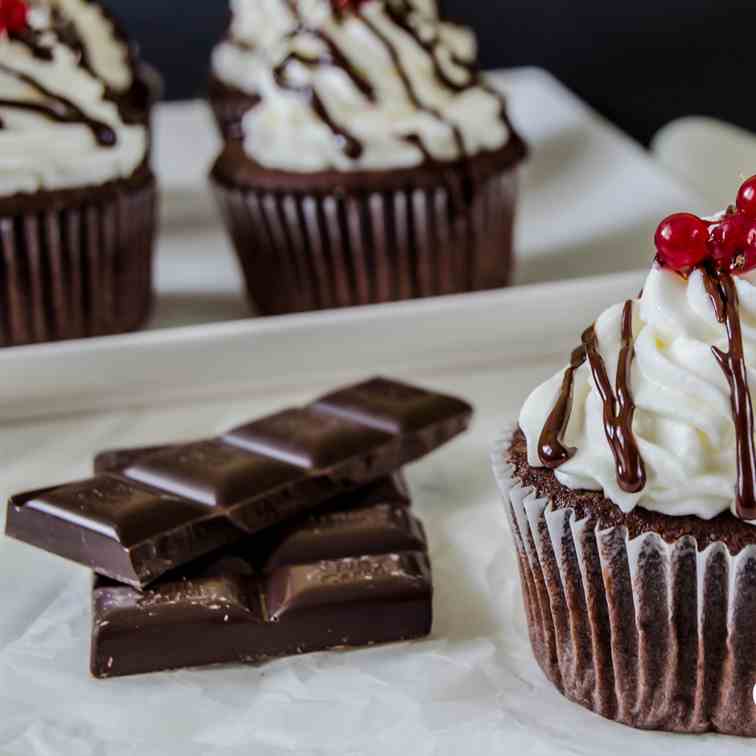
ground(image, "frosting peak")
xmin=212 ymin=0 xmax=512 ymax=172
xmin=45 ymin=0 xmax=134 ymax=93
xmin=0 ymin=1 xmax=146 ymax=194
xmin=521 ymin=179 xmax=756 ymax=525
xmin=520 ymin=262 xmax=756 ymax=524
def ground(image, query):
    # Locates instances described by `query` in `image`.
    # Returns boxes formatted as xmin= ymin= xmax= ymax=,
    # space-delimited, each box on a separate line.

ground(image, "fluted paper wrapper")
xmin=0 ymin=176 xmax=157 ymax=347
xmin=492 ymin=429 xmax=756 ymax=737
xmin=212 ymin=165 xmax=517 ymax=315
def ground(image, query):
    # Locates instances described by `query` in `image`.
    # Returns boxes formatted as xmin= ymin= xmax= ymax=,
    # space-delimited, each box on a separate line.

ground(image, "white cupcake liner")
xmin=491 ymin=428 xmax=756 ymax=737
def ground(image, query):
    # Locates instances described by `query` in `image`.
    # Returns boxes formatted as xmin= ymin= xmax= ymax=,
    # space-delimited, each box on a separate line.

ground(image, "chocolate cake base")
xmin=211 ymin=139 xmax=525 ymax=315
xmin=0 ymin=171 xmax=157 ymax=347
xmin=493 ymin=428 xmax=756 ymax=738
xmin=207 ymin=74 xmax=258 ymax=141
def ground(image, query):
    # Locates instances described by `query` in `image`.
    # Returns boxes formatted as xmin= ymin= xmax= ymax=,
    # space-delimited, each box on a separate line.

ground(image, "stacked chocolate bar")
xmin=5 ymin=378 xmax=473 ymax=678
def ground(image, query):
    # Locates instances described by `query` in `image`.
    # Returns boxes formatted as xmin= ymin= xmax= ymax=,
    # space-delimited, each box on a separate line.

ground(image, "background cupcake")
xmin=0 ymin=0 xmax=157 ymax=346
xmin=210 ymin=0 xmax=527 ymax=315
xmin=493 ymin=178 xmax=756 ymax=737
xmin=46 ymin=0 xmax=159 ymax=124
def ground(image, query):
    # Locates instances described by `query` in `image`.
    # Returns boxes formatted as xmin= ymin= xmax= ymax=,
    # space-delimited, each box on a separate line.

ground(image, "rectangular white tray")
xmin=0 ymin=69 xmax=703 ymax=399
xmin=0 ymin=268 xmax=639 ymax=421
xmin=0 ymin=67 xmax=705 ymax=422
xmin=0 ymin=268 xmax=746 ymax=756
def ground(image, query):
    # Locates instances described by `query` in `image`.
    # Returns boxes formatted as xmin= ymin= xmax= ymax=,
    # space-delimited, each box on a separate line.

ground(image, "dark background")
xmin=111 ymin=1 xmax=755 ymax=145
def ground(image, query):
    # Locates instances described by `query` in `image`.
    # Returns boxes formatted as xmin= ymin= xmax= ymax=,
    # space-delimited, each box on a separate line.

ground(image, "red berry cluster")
xmin=0 ymin=0 xmax=28 ymax=34
xmin=655 ymin=175 xmax=756 ymax=275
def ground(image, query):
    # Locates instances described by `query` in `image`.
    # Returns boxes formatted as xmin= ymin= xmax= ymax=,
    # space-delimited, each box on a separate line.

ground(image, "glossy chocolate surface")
xmin=91 ymin=481 xmax=431 ymax=678
xmin=6 ymin=377 xmax=471 ymax=587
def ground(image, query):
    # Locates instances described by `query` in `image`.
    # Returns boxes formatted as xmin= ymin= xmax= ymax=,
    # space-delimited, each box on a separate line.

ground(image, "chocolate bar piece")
xmin=91 ymin=481 xmax=431 ymax=678
xmin=7 ymin=378 xmax=471 ymax=588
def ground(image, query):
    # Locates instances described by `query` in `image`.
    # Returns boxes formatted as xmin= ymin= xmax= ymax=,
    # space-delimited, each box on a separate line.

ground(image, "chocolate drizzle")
xmin=384 ymin=0 xmax=476 ymax=94
xmin=282 ymin=43 xmax=376 ymax=102
xmin=538 ymin=346 xmax=587 ymax=468
xmin=274 ymin=0 xmax=364 ymax=159
xmin=240 ymin=0 xmax=515 ymax=163
xmin=273 ymin=60 xmax=364 ymax=160
xmin=703 ymin=267 xmax=756 ymax=520
xmin=384 ymin=1 xmax=513 ymax=134
xmin=582 ymin=301 xmax=646 ymax=494
xmin=2 ymin=0 xmax=154 ymax=134
xmin=9 ymin=28 xmax=54 ymax=61
xmin=355 ymin=6 xmax=467 ymax=158
xmin=0 ymin=62 xmax=116 ymax=146
xmin=539 ymin=301 xmax=646 ymax=494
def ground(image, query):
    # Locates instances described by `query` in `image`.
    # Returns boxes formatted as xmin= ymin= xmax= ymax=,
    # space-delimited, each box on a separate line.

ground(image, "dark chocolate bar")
xmin=91 ymin=481 xmax=431 ymax=678
xmin=6 ymin=377 xmax=471 ymax=588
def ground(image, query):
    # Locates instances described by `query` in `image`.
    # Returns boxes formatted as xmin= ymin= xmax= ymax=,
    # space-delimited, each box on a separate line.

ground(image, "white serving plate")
xmin=0 ymin=67 xmax=703 ymax=346
xmin=0 ymin=67 xmax=707 ymax=422
xmin=0 ymin=268 xmax=747 ymax=756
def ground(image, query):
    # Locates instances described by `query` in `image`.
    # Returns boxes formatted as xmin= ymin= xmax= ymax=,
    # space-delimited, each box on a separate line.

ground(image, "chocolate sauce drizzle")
xmin=539 ymin=264 xmax=756 ymax=518
xmin=356 ymin=5 xmax=467 ymax=158
xmin=241 ymin=0 xmax=509 ymax=162
xmin=384 ymin=1 xmax=513 ymax=130
xmin=538 ymin=301 xmax=646 ymax=494
xmin=384 ymin=0 xmax=476 ymax=94
xmin=703 ymin=267 xmax=756 ymax=520
xmin=0 ymin=62 xmax=116 ymax=146
xmin=9 ymin=28 xmax=54 ymax=61
xmin=273 ymin=56 xmax=364 ymax=160
xmin=538 ymin=345 xmax=587 ymax=468
xmin=0 ymin=10 xmax=121 ymax=147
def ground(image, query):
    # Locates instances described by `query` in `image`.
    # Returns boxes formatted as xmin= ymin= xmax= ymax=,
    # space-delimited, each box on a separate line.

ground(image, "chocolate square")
xmin=314 ymin=377 xmax=473 ymax=434
xmin=262 ymin=504 xmax=427 ymax=570
xmin=21 ymin=475 xmax=206 ymax=547
xmin=223 ymin=407 xmax=391 ymax=469
xmin=124 ymin=440 xmax=305 ymax=508
xmin=265 ymin=552 xmax=432 ymax=620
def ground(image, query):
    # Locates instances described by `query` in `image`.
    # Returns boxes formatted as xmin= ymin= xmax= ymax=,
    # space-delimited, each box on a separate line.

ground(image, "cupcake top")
xmin=45 ymin=0 xmax=135 ymax=95
xmin=0 ymin=0 xmax=148 ymax=196
xmin=212 ymin=0 xmax=520 ymax=172
xmin=520 ymin=176 xmax=756 ymax=524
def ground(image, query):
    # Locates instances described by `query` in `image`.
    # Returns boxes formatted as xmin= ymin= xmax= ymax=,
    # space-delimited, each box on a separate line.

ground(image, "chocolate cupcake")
xmin=0 ymin=0 xmax=157 ymax=347
xmin=492 ymin=178 xmax=756 ymax=737
xmin=210 ymin=0 xmax=527 ymax=315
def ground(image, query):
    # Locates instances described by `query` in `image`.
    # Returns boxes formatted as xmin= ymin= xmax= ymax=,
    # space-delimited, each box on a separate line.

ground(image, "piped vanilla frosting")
xmin=46 ymin=0 xmax=134 ymax=92
xmin=212 ymin=0 xmax=511 ymax=172
xmin=520 ymin=259 xmax=756 ymax=523
xmin=0 ymin=3 xmax=146 ymax=195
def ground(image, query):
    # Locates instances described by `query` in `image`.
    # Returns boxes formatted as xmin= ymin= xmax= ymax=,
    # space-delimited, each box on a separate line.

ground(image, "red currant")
xmin=709 ymin=212 xmax=747 ymax=268
xmin=725 ymin=219 xmax=756 ymax=274
xmin=737 ymin=176 xmax=756 ymax=218
xmin=0 ymin=0 xmax=28 ymax=33
xmin=654 ymin=213 xmax=710 ymax=271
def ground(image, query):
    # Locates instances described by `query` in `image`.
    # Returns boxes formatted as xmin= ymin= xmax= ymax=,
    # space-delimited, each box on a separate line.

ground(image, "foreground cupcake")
xmin=0 ymin=0 xmax=157 ymax=346
xmin=210 ymin=0 xmax=527 ymax=315
xmin=493 ymin=177 xmax=756 ymax=737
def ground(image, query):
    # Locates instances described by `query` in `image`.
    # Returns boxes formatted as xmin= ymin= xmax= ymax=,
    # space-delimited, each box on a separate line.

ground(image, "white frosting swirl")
xmin=0 ymin=7 xmax=146 ymax=195
xmin=45 ymin=0 xmax=134 ymax=92
xmin=520 ymin=262 xmax=756 ymax=522
xmin=212 ymin=0 xmax=510 ymax=172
